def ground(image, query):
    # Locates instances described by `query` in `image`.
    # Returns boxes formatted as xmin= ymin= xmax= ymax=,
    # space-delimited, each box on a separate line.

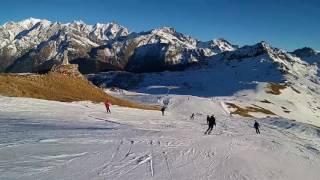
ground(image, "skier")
xmin=205 ymin=115 xmax=215 ymax=135
xmin=207 ymin=115 xmax=210 ymax=124
xmin=161 ymin=106 xmax=166 ymax=116
xmin=254 ymin=120 xmax=260 ymax=134
xmin=211 ymin=115 xmax=216 ymax=127
xmin=190 ymin=113 xmax=195 ymax=120
xmin=104 ymin=99 xmax=111 ymax=114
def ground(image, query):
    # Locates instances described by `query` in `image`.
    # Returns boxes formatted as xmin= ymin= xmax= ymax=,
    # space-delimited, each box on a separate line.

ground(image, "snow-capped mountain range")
xmin=0 ymin=18 xmax=129 ymax=72
xmin=3 ymin=18 xmax=318 ymax=74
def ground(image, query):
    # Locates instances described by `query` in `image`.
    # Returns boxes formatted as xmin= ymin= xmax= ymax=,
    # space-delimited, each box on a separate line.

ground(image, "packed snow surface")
xmin=1 ymin=95 xmax=320 ymax=180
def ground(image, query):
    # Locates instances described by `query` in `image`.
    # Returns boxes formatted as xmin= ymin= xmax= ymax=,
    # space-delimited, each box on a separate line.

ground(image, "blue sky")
xmin=1 ymin=0 xmax=319 ymax=51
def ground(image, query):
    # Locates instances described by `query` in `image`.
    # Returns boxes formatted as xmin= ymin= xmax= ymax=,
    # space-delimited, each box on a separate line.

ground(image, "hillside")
xmin=0 ymin=73 xmax=159 ymax=110
xmin=1 ymin=93 xmax=320 ymax=180
xmin=88 ymin=42 xmax=320 ymax=126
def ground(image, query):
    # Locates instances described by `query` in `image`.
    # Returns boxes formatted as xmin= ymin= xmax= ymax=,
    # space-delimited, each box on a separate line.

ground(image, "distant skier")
xmin=205 ymin=115 xmax=216 ymax=135
xmin=161 ymin=106 xmax=166 ymax=116
xmin=190 ymin=113 xmax=195 ymax=120
xmin=211 ymin=115 xmax=216 ymax=127
xmin=254 ymin=120 xmax=260 ymax=134
xmin=104 ymin=99 xmax=111 ymax=114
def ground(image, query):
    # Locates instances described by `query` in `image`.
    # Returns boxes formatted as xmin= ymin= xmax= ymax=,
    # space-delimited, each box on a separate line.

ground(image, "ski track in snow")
xmin=0 ymin=96 xmax=320 ymax=180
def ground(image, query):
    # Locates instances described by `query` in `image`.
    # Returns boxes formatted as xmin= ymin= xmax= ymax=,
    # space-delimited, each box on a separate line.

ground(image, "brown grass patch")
xmin=226 ymin=102 xmax=276 ymax=117
xmin=266 ymin=83 xmax=286 ymax=95
xmin=0 ymin=73 xmax=160 ymax=111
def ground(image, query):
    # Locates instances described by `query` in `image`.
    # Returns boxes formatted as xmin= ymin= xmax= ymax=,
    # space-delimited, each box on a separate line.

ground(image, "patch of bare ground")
xmin=266 ymin=82 xmax=286 ymax=95
xmin=226 ymin=102 xmax=276 ymax=117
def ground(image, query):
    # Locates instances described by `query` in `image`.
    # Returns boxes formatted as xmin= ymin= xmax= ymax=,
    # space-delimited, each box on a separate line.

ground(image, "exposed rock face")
xmin=0 ymin=18 xmax=237 ymax=74
xmin=50 ymin=64 xmax=82 ymax=77
xmin=0 ymin=18 xmax=129 ymax=73
xmin=62 ymin=50 xmax=70 ymax=65
xmin=89 ymin=27 xmax=238 ymax=73
xmin=50 ymin=51 xmax=82 ymax=77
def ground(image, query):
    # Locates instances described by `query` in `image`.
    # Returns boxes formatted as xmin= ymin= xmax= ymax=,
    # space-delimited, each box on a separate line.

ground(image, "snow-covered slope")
xmin=216 ymin=42 xmax=315 ymax=78
xmin=1 ymin=95 xmax=320 ymax=180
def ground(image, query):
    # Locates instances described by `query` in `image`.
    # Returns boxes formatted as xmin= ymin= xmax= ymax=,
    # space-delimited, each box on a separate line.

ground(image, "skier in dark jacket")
xmin=205 ymin=115 xmax=215 ymax=134
xmin=161 ymin=106 xmax=166 ymax=116
xmin=211 ymin=115 xmax=216 ymax=127
xmin=190 ymin=113 xmax=195 ymax=120
xmin=254 ymin=120 xmax=260 ymax=134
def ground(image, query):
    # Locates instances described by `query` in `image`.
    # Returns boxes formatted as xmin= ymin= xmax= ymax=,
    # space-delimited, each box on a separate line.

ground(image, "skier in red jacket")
xmin=104 ymin=100 xmax=111 ymax=114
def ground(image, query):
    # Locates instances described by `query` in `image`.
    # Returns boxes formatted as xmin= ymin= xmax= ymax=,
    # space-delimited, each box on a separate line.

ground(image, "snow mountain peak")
xmin=292 ymin=47 xmax=320 ymax=64
xmin=0 ymin=18 xmax=318 ymax=76
xmin=198 ymin=38 xmax=238 ymax=55
xmin=292 ymin=47 xmax=318 ymax=58
xmin=152 ymin=26 xmax=176 ymax=34
xmin=17 ymin=17 xmax=42 ymax=27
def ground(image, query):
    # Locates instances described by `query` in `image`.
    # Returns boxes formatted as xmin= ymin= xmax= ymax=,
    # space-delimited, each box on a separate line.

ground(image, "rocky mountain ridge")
xmin=0 ymin=18 xmax=318 ymax=75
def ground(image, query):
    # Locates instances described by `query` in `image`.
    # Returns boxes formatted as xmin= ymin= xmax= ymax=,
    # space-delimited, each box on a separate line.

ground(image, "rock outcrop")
xmin=50 ymin=51 xmax=82 ymax=77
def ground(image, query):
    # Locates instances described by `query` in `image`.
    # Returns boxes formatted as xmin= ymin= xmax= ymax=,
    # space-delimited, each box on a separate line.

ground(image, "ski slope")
xmin=1 ymin=95 xmax=320 ymax=180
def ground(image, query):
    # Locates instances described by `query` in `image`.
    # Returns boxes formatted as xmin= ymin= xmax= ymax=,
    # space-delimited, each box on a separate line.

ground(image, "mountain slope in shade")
xmin=291 ymin=47 xmax=320 ymax=64
xmin=90 ymin=42 xmax=317 ymax=96
xmin=90 ymin=27 xmax=215 ymax=73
